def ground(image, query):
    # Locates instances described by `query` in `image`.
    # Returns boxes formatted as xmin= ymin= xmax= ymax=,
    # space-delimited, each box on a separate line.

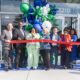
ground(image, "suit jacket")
xmin=1 ymin=29 xmax=13 ymax=50
xmin=13 ymin=28 xmax=26 ymax=48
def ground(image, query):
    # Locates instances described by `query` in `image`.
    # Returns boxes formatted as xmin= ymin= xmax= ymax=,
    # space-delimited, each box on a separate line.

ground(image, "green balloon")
xmin=20 ymin=3 xmax=29 ymax=13
xmin=42 ymin=16 xmax=47 ymax=22
xmin=37 ymin=7 xmax=42 ymax=16
xmin=35 ymin=7 xmax=42 ymax=19
xmin=25 ymin=24 xmax=33 ymax=31
xmin=47 ymin=14 xmax=54 ymax=21
xmin=48 ymin=8 xmax=50 ymax=13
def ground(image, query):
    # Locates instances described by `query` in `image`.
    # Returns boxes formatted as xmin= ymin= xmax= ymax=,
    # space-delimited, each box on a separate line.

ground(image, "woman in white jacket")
xmin=26 ymin=28 xmax=40 ymax=69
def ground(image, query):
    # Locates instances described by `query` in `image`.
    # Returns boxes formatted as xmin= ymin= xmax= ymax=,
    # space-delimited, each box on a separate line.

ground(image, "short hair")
xmin=70 ymin=28 xmax=77 ymax=35
xmin=64 ymin=28 xmax=69 ymax=32
xmin=30 ymin=28 xmax=38 ymax=33
xmin=6 ymin=23 xmax=13 ymax=29
xmin=50 ymin=26 xmax=58 ymax=33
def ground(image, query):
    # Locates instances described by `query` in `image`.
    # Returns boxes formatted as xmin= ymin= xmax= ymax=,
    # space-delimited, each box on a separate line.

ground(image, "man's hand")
xmin=18 ymin=37 xmax=21 ymax=40
xmin=5 ymin=40 xmax=11 ymax=43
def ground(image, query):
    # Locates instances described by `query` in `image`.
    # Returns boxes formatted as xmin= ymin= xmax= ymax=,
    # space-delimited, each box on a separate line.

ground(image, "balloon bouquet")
xmin=20 ymin=0 xmax=58 ymax=33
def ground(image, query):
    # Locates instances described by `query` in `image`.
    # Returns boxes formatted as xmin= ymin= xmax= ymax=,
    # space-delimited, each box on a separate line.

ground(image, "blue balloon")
xmin=34 ymin=23 xmax=42 ymax=32
xmin=27 ymin=5 xmax=35 ymax=24
xmin=42 ymin=0 xmax=47 ymax=6
xmin=28 ymin=5 xmax=34 ymax=14
xmin=34 ymin=0 xmax=47 ymax=7
xmin=34 ymin=19 xmax=42 ymax=25
xmin=27 ymin=15 xmax=35 ymax=24
xmin=34 ymin=0 xmax=42 ymax=7
xmin=22 ymin=15 xmax=26 ymax=22
xmin=52 ymin=9 xmax=58 ymax=15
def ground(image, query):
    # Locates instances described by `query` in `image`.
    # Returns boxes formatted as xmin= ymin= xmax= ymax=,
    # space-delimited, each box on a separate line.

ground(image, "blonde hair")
xmin=7 ymin=23 xmax=13 ymax=29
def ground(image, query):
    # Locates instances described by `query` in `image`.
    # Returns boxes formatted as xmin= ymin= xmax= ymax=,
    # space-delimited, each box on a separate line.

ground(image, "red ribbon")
xmin=6 ymin=39 xmax=80 ymax=45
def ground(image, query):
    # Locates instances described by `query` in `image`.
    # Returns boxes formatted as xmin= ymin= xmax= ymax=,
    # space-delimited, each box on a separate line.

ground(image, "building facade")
xmin=0 ymin=0 xmax=23 ymax=63
xmin=0 ymin=0 xmax=80 ymax=63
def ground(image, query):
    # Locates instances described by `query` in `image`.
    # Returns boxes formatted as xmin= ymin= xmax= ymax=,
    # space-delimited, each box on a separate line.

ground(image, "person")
xmin=40 ymin=28 xmax=50 ymax=70
xmin=77 ymin=39 xmax=80 ymax=58
xmin=26 ymin=28 xmax=40 ymax=69
xmin=70 ymin=28 xmax=78 ymax=63
xmin=1 ymin=23 xmax=13 ymax=71
xmin=60 ymin=28 xmax=72 ymax=69
xmin=50 ymin=27 xmax=59 ymax=68
xmin=14 ymin=21 xmax=26 ymax=69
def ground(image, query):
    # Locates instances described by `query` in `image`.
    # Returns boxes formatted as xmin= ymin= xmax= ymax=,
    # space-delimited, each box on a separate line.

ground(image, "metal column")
xmin=0 ymin=14 xmax=2 ymax=64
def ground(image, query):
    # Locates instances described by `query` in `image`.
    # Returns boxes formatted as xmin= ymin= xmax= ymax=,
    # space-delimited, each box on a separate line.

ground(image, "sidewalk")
xmin=0 ymin=69 xmax=80 ymax=80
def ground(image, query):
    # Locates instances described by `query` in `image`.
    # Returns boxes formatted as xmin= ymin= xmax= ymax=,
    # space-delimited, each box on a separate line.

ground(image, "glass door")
xmin=0 ymin=14 xmax=2 ymax=63
xmin=55 ymin=16 xmax=65 ymax=34
xmin=0 ymin=13 xmax=22 ymax=63
xmin=1 ymin=14 xmax=22 ymax=30
xmin=55 ymin=16 xmax=65 ymax=65
xmin=77 ymin=15 xmax=80 ymax=38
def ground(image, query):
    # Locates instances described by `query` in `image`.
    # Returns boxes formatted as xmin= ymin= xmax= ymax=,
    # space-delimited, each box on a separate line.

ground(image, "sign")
xmin=51 ymin=3 xmax=80 ymax=15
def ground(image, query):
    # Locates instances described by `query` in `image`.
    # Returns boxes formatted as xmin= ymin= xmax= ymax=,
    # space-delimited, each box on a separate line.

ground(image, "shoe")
xmin=45 ymin=67 xmax=50 ymax=70
xmin=26 ymin=67 xmax=31 ymax=70
xmin=8 ymin=67 xmax=13 ymax=70
xmin=4 ymin=67 xmax=8 ymax=71
xmin=15 ymin=67 xmax=19 ymax=70
xmin=33 ymin=67 xmax=37 ymax=70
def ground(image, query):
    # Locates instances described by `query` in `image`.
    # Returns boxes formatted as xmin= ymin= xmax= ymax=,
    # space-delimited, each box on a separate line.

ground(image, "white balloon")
xmin=42 ymin=6 xmax=48 ymax=16
xmin=46 ymin=4 xmax=50 ymax=12
xmin=46 ymin=4 xmax=49 ymax=8
xmin=42 ymin=21 xmax=52 ymax=31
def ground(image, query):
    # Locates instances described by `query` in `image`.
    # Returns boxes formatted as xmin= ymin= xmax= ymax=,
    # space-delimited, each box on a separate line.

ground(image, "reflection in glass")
xmin=1 ymin=0 xmax=22 ymax=12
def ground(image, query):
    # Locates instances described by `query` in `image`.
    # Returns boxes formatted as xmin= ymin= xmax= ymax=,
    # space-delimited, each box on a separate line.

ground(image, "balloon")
xmin=49 ymin=5 xmax=58 ymax=15
xmin=34 ymin=23 xmax=42 ymax=32
xmin=27 ymin=13 xmax=35 ymax=24
xmin=34 ymin=19 xmax=42 ymax=25
xmin=34 ymin=0 xmax=42 ymax=7
xmin=42 ymin=6 xmax=48 ymax=16
xmin=47 ymin=14 xmax=54 ymax=21
xmin=42 ymin=21 xmax=52 ymax=31
xmin=22 ymin=15 xmax=27 ymax=22
xmin=37 ymin=7 xmax=42 ymax=16
xmin=20 ymin=3 xmax=29 ymax=13
xmin=42 ymin=16 xmax=47 ymax=22
xmin=28 ymin=5 xmax=35 ymax=15
xmin=46 ymin=3 xmax=50 ymax=13
xmin=27 ymin=6 xmax=35 ymax=24
xmin=25 ymin=24 xmax=33 ymax=31
xmin=42 ymin=0 xmax=47 ymax=6
xmin=35 ymin=6 xmax=42 ymax=19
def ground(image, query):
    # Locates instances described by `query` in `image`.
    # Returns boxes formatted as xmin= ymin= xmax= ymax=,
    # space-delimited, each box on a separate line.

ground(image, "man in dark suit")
xmin=14 ymin=21 xmax=26 ymax=69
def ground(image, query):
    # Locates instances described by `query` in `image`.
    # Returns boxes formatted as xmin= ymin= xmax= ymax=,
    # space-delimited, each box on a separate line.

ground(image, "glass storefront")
xmin=0 ymin=0 xmax=22 ymax=28
xmin=1 ymin=14 xmax=22 ymax=30
xmin=0 ymin=0 xmax=22 ymax=62
xmin=1 ymin=0 xmax=21 ymax=12
xmin=0 ymin=1 xmax=80 ymax=62
xmin=49 ymin=0 xmax=80 ymax=3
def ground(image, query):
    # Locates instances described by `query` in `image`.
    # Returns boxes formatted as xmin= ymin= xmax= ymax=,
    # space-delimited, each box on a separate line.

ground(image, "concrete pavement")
xmin=0 ymin=69 xmax=80 ymax=80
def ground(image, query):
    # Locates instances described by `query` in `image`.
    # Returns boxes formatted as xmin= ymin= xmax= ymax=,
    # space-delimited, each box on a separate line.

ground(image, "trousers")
xmin=27 ymin=45 xmax=39 ymax=68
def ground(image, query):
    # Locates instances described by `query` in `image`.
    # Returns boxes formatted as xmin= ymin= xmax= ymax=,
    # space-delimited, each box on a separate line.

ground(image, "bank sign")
xmin=51 ymin=3 xmax=80 ymax=15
